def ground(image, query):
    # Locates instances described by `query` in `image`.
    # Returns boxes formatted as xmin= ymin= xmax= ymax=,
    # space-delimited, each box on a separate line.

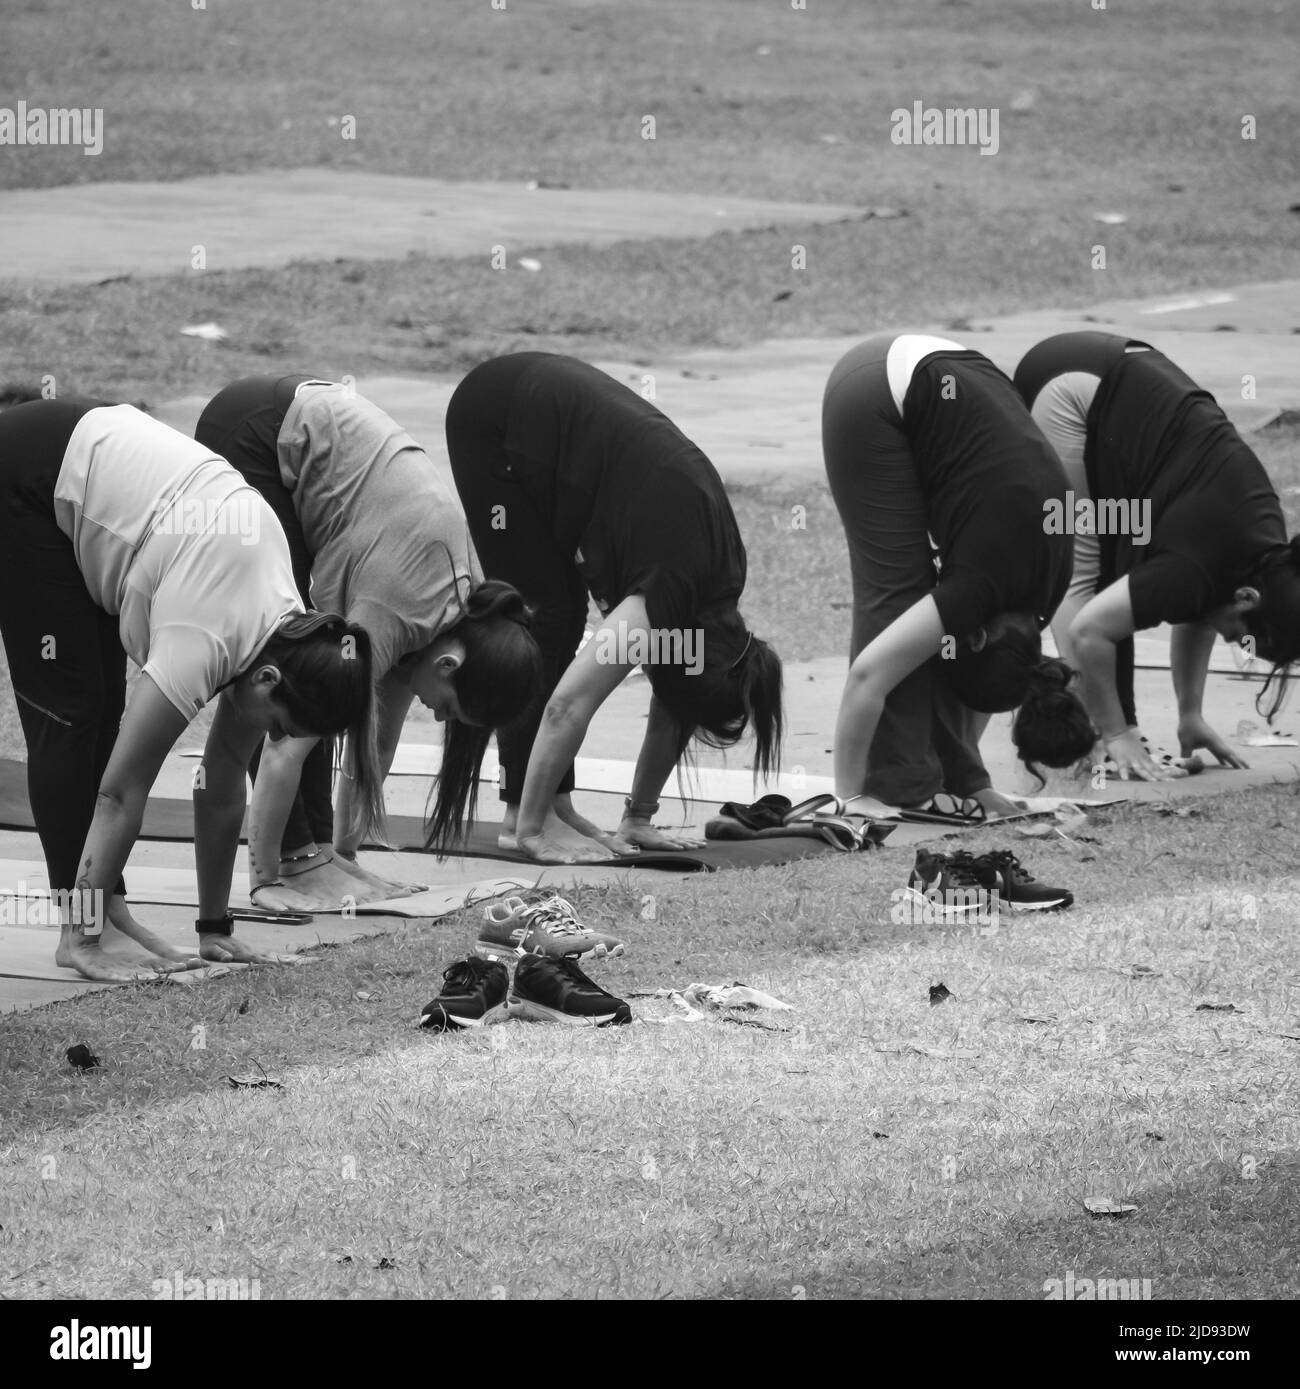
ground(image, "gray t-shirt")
xmin=276 ymin=383 xmax=482 ymax=678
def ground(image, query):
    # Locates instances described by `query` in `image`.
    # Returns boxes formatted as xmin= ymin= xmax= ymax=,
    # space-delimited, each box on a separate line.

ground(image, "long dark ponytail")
xmin=646 ymin=614 xmax=784 ymax=787
xmin=254 ymin=611 xmax=384 ymax=842
xmin=423 ymin=579 xmax=542 ymax=852
xmin=1249 ymin=536 xmax=1300 ymax=722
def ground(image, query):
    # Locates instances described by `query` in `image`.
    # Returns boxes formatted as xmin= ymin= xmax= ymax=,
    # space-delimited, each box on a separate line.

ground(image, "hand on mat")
xmin=1103 ymin=731 xmax=1187 ymax=782
xmin=971 ymin=787 xmax=1028 ymax=819
xmin=199 ymin=933 xmax=308 ymax=966
xmin=1177 ymin=714 xmax=1247 ymax=770
xmin=618 ymin=819 xmax=705 ymax=851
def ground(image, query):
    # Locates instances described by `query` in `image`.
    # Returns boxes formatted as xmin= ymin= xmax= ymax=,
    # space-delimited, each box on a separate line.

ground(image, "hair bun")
xmin=1030 ymin=656 xmax=1072 ymax=692
xmin=467 ymin=579 xmax=531 ymax=628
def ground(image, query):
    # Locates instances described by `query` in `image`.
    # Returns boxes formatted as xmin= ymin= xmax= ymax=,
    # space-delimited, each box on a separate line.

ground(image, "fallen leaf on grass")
xmin=65 ymin=1044 xmax=99 ymax=1070
xmin=1145 ymin=1132 xmax=1165 ymax=1141
xmin=1196 ymin=1002 xmax=1240 ymax=1013
xmin=929 ymin=983 xmax=952 ymax=1007
xmin=876 ymin=1045 xmax=980 ymax=1060
xmin=872 ymin=1131 xmax=890 ymax=1139
xmin=1124 ymin=964 xmax=1161 ymax=979
xmin=1019 ymin=1015 xmax=1057 ymax=1025
xmin=228 ymin=1061 xmax=283 ymax=1090
xmin=1083 ymin=1196 xmax=1138 ymax=1217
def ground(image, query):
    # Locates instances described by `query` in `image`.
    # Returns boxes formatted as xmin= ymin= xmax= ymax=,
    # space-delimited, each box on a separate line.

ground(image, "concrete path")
xmin=0 ymin=170 xmax=866 ymax=284
xmin=153 ymin=279 xmax=1300 ymax=486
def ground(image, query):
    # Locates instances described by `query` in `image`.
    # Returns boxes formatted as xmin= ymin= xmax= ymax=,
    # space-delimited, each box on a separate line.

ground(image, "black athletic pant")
xmin=821 ymin=337 xmax=992 ymax=806
xmin=194 ymin=374 xmax=333 ymax=852
xmin=0 ymin=399 xmax=128 ymax=901
xmin=445 ymin=354 xmax=588 ymax=804
xmin=1014 ymin=331 xmax=1142 ymax=728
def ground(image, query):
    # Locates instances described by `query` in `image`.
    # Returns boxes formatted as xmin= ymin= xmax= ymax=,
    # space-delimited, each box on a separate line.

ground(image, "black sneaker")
xmin=417 ymin=957 xmax=509 ymax=1030
xmin=955 ymin=849 xmax=1074 ymax=912
xmin=904 ymin=848 xmax=994 ymax=920
xmin=508 ymin=955 xmax=632 ymax=1027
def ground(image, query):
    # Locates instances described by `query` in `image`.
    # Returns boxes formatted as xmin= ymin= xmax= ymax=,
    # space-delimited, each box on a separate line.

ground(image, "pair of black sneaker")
xmin=419 ymin=953 xmax=633 ymax=1032
xmin=905 ymin=847 xmax=1073 ymax=919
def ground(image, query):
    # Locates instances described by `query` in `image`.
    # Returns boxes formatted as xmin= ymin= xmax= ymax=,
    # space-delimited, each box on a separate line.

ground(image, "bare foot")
xmin=260 ymin=859 xmax=376 ymax=910
xmin=517 ymin=831 xmax=618 ymax=864
xmin=55 ymin=929 xmax=162 ymax=983
xmin=198 ymin=933 xmax=308 ymax=966
xmin=333 ymin=854 xmax=426 ymax=900
xmin=105 ymin=903 xmax=205 ymax=970
xmin=500 ymin=809 xmax=617 ymax=859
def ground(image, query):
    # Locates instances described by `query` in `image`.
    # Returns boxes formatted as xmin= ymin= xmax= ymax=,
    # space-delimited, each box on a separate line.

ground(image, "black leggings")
xmin=821 ymin=337 xmax=991 ymax=806
xmin=0 ymin=400 xmax=128 ymax=899
xmin=194 ymin=374 xmax=332 ymax=852
xmin=445 ymin=354 xmax=588 ymax=804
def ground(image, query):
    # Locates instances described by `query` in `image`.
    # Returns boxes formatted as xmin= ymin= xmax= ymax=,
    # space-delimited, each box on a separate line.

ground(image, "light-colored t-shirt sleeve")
xmin=140 ymin=624 xmax=233 ymax=719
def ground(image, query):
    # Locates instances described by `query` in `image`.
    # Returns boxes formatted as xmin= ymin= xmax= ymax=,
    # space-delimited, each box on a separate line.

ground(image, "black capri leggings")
xmin=0 ymin=399 xmax=128 ymax=901
xmin=445 ymin=354 xmax=589 ymax=804
xmin=194 ymin=374 xmax=331 ymax=853
xmin=821 ymin=336 xmax=991 ymax=807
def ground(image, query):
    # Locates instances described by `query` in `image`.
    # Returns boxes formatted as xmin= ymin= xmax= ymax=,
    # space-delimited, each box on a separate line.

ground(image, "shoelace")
xmin=939 ymin=854 xmax=988 ymax=889
xmin=442 ymin=958 xmax=489 ymax=992
xmin=523 ymin=897 xmax=588 ymax=939
xmin=977 ymin=850 xmax=1034 ymax=884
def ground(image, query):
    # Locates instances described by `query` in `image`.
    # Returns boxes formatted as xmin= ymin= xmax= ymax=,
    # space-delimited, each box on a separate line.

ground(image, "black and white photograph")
xmin=1 ymin=0 xmax=1296 ymax=1340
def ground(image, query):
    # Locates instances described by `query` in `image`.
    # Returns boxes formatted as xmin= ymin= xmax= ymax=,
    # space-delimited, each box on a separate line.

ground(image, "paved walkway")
xmin=154 ymin=280 xmax=1300 ymax=485
xmin=0 ymin=170 xmax=866 ymax=284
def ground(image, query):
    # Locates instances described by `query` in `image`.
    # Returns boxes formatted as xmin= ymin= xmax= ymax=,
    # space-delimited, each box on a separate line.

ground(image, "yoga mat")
xmin=0 ymin=859 xmax=537 ymax=918
xmin=178 ymin=744 xmax=838 ymax=799
xmin=0 ymin=760 xmax=847 ymax=872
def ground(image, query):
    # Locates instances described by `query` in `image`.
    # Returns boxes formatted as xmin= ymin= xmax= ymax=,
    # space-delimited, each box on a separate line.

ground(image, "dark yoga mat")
xmin=0 ymin=758 xmax=842 ymax=873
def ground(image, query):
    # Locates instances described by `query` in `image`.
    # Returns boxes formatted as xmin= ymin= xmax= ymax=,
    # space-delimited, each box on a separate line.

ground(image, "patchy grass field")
xmin=2 ymin=792 xmax=1298 ymax=1299
xmin=2 ymin=0 xmax=1299 ymax=1308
